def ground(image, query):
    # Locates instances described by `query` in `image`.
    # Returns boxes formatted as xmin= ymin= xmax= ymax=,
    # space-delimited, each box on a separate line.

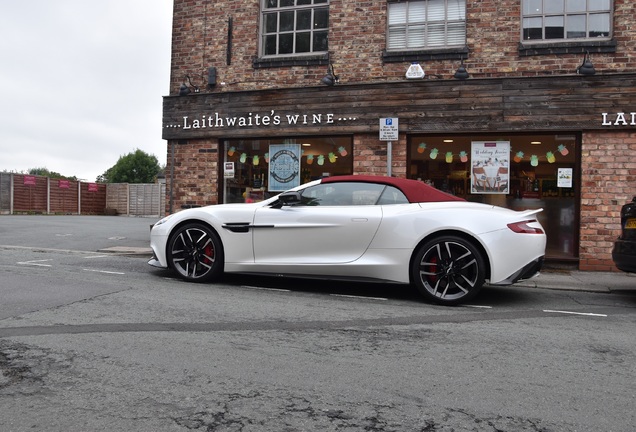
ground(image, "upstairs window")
xmin=387 ymin=0 xmax=466 ymax=51
xmin=261 ymin=0 xmax=329 ymax=57
xmin=522 ymin=0 xmax=611 ymax=41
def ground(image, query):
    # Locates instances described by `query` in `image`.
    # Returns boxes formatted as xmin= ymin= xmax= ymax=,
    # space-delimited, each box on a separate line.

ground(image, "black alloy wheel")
xmin=412 ymin=235 xmax=485 ymax=305
xmin=167 ymin=223 xmax=224 ymax=282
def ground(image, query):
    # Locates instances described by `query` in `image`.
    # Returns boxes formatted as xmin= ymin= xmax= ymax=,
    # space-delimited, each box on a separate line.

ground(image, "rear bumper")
xmin=489 ymin=256 xmax=544 ymax=286
xmin=612 ymin=239 xmax=636 ymax=273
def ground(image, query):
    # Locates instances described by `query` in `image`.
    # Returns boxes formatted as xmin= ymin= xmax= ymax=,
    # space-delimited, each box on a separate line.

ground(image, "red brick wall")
xmin=166 ymin=139 xmax=220 ymax=211
xmin=170 ymin=0 xmax=636 ymax=94
xmin=579 ymin=131 xmax=636 ymax=271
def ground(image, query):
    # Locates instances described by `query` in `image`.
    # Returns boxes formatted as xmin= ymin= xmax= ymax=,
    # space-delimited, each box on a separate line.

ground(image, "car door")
xmin=252 ymin=182 xmax=383 ymax=264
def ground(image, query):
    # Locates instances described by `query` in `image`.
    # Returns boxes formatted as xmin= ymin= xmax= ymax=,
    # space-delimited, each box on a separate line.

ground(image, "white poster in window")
xmin=557 ymin=168 xmax=573 ymax=188
xmin=269 ymin=143 xmax=301 ymax=191
xmin=471 ymin=141 xmax=510 ymax=194
xmin=224 ymin=162 xmax=235 ymax=178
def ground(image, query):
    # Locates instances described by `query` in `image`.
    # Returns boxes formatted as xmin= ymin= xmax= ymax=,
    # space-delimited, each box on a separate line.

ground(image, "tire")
xmin=166 ymin=223 xmax=224 ymax=282
xmin=411 ymin=235 xmax=486 ymax=305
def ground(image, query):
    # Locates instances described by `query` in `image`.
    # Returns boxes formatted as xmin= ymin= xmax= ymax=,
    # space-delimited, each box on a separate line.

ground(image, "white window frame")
xmin=387 ymin=0 xmax=466 ymax=51
xmin=260 ymin=0 xmax=330 ymax=58
xmin=521 ymin=0 xmax=612 ymax=42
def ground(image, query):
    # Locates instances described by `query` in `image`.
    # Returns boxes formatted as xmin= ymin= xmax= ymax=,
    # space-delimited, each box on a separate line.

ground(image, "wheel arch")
xmin=408 ymin=229 xmax=492 ymax=284
xmin=165 ymin=218 xmax=225 ymax=271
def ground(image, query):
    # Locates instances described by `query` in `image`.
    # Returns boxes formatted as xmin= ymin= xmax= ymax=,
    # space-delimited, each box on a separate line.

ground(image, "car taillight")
xmin=507 ymin=220 xmax=544 ymax=234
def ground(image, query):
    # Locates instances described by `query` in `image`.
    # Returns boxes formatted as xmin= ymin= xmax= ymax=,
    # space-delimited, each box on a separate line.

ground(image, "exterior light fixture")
xmin=454 ymin=59 xmax=469 ymax=80
xmin=321 ymin=64 xmax=339 ymax=86
xmin=179 ymin=75 xmax=201 ymax=96
xmin=577 ymin=51 xmax=596 ymax=76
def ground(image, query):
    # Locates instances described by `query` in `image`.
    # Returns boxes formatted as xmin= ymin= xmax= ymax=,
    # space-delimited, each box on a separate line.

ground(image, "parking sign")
xmin=379 ymin=117 xmax=398 ymax=141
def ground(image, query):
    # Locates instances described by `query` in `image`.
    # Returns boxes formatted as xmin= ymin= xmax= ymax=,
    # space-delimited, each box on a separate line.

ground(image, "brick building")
xmin=162 ymin=0 xmax=636 ymax=271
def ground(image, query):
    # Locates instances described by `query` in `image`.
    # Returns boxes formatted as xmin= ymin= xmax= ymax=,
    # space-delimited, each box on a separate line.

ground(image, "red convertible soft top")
xmin=320 ymin=175 xmax=465 ymax=203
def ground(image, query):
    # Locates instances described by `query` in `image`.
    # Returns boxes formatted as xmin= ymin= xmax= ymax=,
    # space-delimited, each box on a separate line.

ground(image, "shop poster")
xmin=268 ymin=143 xmax=301 ymax=191
xmin=471 ymin=141 xmax=510 ymax=194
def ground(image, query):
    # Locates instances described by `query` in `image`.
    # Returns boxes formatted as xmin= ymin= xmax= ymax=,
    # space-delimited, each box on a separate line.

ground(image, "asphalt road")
xmin=1 ymin=215 xmax=635 ymax=431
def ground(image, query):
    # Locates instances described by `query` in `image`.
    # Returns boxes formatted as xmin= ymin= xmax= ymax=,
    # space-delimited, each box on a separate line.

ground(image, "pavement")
xmin=515 ymin=268 xmax=636 ymax=293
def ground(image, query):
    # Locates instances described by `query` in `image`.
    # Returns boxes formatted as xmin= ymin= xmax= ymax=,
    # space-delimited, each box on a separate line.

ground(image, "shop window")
xmin=260 ymin=0 xmax=329 ymax=58
xmin=386 ymin=0 xmax=466 ymax=51
xmin=521 ymin=0 xmax=611 ymax=41
xmin=408 ymin=134 xmax=579 ymax=261
xmin=222 ymin=136 xmax=352 ymax=204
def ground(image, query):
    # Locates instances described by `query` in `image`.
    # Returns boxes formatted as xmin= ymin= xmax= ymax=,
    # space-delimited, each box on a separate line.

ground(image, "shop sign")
xmin=172 ymin=110 xmax=357 ymax=130
xmin=602 ymin=112 xmax=636 ymax=126
xmin=268 ymin=144 xmax=301 ymax=191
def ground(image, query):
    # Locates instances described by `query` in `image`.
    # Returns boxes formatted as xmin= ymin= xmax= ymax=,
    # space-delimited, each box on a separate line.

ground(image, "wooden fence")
xmin=0 ymin=173 xmax=166 ymax=217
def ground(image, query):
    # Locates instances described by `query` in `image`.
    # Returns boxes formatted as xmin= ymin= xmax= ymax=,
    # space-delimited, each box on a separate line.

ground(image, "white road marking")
xmin=241 ymin=285 xmax=291 ymax=292
xmin=543 ymin=309 xmax=607 ymax=317
xmin=82 ymin=269 xmax=126 ymax=275
xmin=330 ymin=294 xmax=388 ymax=301
xmin=463 ymin=304 xmax=493 ymax=309
xmin=17 ymin=259 xmax=52 ymax=267
xmin=84 ymin=255 xmax=109 ymax=259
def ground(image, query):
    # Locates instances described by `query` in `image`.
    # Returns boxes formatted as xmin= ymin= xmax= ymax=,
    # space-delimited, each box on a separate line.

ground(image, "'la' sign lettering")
xmin=602 ymin=112 xmax=636 ymax=126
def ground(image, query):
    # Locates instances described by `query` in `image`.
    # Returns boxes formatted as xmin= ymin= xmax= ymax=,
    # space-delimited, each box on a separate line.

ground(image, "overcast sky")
xmin=0 ymin=1 xmax=173 ymax=182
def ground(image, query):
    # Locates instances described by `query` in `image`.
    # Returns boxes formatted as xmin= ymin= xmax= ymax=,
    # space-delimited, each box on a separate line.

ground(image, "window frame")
xmin=259 ymin=0 xmax=330 ymax=60
xmin=385 ymin=0 xmax=467 ymax=52
xmin=520 ymin=0 xmax=613 ymax=44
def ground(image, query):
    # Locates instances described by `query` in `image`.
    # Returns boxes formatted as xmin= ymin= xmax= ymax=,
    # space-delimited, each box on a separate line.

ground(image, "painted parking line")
xmin=241 ymin=285 xmax=291 ymax=292
xmin=17 ymin=259 xmax=53 ymax=267
xmin=82 ymin=269 xmax=126 ymax=275
xmin=543 ymin=309 xmax=607 ymax=317
xmin=330 ymin=294 xmax=388 ymax=301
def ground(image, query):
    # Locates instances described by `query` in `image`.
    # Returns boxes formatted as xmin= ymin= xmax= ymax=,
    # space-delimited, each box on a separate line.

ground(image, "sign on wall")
xmin=471 ymin=141 xmax=510 ymax=194
xmin=268 ymin=143 xmax=301 ymax=191
xmin=379 ymin=117 xmax=398 ymax=141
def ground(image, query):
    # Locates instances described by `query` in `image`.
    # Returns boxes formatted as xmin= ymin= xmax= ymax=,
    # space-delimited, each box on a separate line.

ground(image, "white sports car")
xmin=149 ymin=175 xmax=546 ymax=305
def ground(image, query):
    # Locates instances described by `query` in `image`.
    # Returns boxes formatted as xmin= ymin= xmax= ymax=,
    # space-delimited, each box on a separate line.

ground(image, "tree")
xmin=100 ymin=149 xmax=160 ymax=183
xmin=28 ymin=167 xmax=77 ymax=181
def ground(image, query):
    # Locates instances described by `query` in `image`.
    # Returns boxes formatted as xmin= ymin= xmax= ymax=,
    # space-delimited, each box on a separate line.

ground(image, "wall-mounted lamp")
xmin=321 ymin=64 xmax=339 ymax=86
xmin=577 ymin=51 xmax=596 ymax=76
xmin=179 ymin=75 xmax=201 ymax=96
xmin=454 ymin=59 xmax=469 ymax=80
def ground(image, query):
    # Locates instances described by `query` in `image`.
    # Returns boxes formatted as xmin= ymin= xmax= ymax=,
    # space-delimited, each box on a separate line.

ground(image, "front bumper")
xmin=612 ymin=239 xmax=636 ymax=273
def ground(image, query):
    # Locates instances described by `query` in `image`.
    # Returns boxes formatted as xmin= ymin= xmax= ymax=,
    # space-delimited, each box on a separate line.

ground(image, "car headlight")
xmin=153 ymin=214 xmax=173 ymax=228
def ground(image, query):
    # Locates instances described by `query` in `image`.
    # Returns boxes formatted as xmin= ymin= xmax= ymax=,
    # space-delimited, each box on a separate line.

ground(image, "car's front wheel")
xmin=412 ymin=235 xmax=486 ymax=305
xmin=167 ymin=223 xmax=224 ymax=282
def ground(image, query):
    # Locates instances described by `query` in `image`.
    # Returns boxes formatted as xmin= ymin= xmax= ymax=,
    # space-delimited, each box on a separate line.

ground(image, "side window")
xmin=522 ymin=0 xmax=611 ymax=41
xmin=261 ymin=0 xmax=329 ymax=58
xmin=299 ymin=182 xmax=387 ymax=206
xmin=376 ymin=186 xmax=409 ymax=205
xmin=387 ymin=0 xmax=466 ymax=51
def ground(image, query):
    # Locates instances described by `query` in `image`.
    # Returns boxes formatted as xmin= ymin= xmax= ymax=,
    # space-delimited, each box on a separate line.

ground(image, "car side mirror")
xmin=278 ymin=191 xmax=302 ymax=206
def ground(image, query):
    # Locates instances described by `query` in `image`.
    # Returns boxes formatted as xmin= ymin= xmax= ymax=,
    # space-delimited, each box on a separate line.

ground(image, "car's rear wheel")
xmin=167 ymin=223 xmax=223 ymax=282
xmin=412 ymin=235 xmax=485 ymax=305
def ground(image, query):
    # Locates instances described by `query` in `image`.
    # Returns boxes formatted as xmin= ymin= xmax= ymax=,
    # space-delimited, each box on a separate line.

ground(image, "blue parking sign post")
xmin=379 ymin=117 xmax=398 ymax=176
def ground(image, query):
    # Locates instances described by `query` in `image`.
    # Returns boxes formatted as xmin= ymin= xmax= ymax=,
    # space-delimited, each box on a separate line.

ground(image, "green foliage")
xmin=28 ymin=167 xmax=77 ymax=181
xmin=100 ymin=149 xmax=160 ymax=183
